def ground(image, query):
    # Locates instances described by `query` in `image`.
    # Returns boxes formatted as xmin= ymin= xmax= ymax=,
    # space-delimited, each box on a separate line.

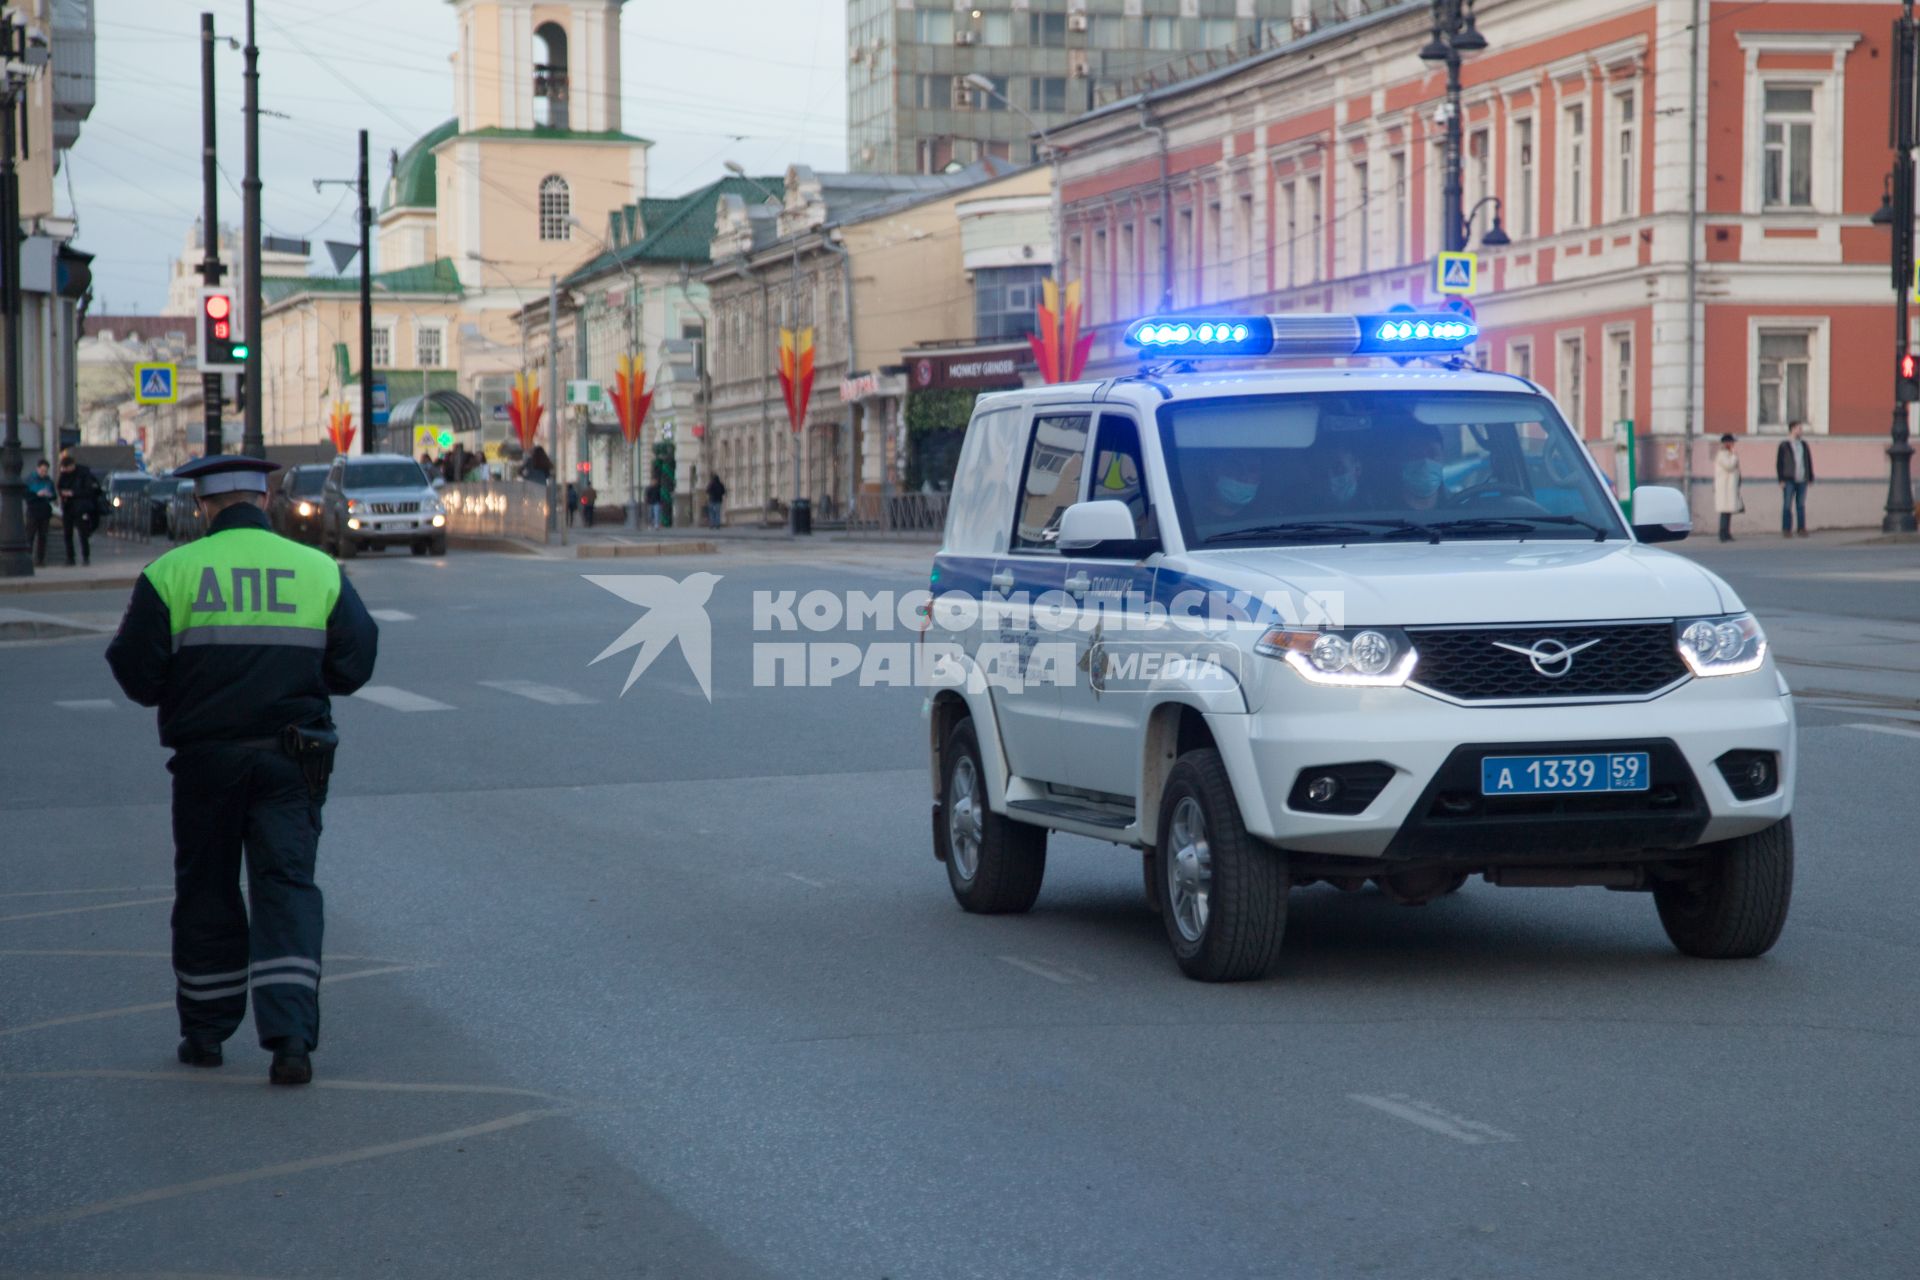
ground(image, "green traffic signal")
xmin=231 ymin=344 xmax=250 ymax=360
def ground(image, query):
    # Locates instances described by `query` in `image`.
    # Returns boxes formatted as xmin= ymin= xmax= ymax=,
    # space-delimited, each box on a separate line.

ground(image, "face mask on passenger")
xmin=1401 ymin=458 xmax=1443 ymax=499
xmin=1329 ymin=467 xmax=1359 ymax=503
xmin=1215 ymin=476 xmax=1258 ymax=507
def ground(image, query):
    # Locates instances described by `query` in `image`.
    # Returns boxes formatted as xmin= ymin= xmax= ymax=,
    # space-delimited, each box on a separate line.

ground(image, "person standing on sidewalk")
xmin=56 ymin=450 xmax=100 ymax=566
xmin=644 ymin=480 xmax=662 ymax=530
xmin=104 ymin=455 xmax=379 ymax=1086
xmin=25 ymin=457 xmax=55 ymax=566
xmin=705 ymin=472 xmax=725 ymax=528
xmin=1714 ymin=434 xmax=1744 ymax=542
xmin=1775 ymin=420 xmax=1814 ymax=537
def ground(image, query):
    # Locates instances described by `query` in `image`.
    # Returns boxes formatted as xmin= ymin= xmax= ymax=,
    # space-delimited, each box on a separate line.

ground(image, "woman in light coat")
xmin=1713 ymin=434 xmax=1743 ymax=542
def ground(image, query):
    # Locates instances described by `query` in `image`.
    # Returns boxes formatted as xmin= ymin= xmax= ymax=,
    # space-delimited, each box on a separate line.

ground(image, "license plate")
xmin=1480 ymin=752 xmax=1650 ymax=795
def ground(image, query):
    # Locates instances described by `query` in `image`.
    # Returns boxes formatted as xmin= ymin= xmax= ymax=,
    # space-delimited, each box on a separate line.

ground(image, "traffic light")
xmin=198 ymin=286 xmax=248 ymax=372
xmin=1901 ymin=350 xmax=1920 ymax=403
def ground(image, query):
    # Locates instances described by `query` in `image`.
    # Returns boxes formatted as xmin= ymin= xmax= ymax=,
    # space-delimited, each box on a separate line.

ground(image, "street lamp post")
xmin=962 ymin=73 xmax=1062 ymax=275
xmin=1878 ymin=3 xmax=1919 ymax=533
xmin=1419 ymin=0 xmax=1489 ymax=255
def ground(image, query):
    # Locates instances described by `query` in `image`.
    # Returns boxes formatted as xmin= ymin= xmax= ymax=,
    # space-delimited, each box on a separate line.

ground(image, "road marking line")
xmin=997 ymin=955 xmax=1094 ymax=985
xmin=0 ymin=885 xmax=172 ymax=900
xmin=784 ymin=872 xmax=827 ymax=888
xmin=367 ymin=608 xmax=416 ymax=622
xmin=0 ymin=896 xmax=172 ymax=924
xmin=1845 ymin=722 xmax=1920 ymax=741
xmin=0 ymin=948 xmax=407 ymax=961
xmin=53 ymin=698 xmax=116 ymax=711
xmin=1348 ymin=1093 xmax=1518 ymax=1145
xmin=1 ymin=1068 xmax=575 ymax=1104
xmin=479 ymin=679 xmax=596 ymax=706
xmin=0 ymin=1107 xmax=569 ymax=1234
xmin=351 ymin=685 xmax=454 ymax=712
xmin=0 ymin=965 xmax=425 ymax=1038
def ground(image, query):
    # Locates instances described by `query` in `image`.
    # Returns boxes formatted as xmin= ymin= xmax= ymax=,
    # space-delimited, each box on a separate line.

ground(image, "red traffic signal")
xmin=204 ymin=294 xmax=231 ymax=320
xmin=1901 ymin=350 xmax=1920 ymax=403
xmin=198 ymin=287 xmax=246 ymax=371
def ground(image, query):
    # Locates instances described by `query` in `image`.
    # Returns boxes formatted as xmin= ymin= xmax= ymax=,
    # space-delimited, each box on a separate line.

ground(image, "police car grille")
xmin=1408 ymin=623 xmax=1687 ymax=701
xmin=367 ymin=501 xmax=419 ymax=515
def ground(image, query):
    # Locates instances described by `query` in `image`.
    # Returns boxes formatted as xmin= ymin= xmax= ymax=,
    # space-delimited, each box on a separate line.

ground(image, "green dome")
xmin=381 ymin=118 xmax=458 ymax=215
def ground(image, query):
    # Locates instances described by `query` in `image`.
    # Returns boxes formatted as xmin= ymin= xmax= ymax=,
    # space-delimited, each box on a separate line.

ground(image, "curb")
xmin=0 ymin=573 xmax=141 ymax=595
xmin=576 ymin=541 xmax=717 ymax=559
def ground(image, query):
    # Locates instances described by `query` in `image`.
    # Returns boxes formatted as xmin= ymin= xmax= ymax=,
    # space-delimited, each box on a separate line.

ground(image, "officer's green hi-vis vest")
xmin=145 ymin=528 xmax=342 ymax=652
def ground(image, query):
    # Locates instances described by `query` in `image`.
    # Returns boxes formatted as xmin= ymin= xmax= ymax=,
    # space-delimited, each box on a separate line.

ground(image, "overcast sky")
xmin=72 ymin=0 xmax=850 ymax=314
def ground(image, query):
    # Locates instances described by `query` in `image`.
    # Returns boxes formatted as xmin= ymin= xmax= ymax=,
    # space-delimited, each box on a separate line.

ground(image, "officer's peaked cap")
xmin=175 ymin=454 xmax=282 ymax=496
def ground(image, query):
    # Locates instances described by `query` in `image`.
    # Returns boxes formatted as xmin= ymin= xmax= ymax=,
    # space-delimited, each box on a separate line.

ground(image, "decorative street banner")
xmin=1030 ymin=277 xmax=1093 ymax=384
xmin=612 ymin=353 xmax=655 ymax=446
xmin=327 ymin=402 xmax=355 ymax=455
xmin=507 ymin=372 xmax=544 ymax=449
xmin=778 ymin=326 xmax=815 ymax=434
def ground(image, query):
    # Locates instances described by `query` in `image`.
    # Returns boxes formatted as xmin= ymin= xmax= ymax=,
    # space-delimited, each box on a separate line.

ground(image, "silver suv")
xmin=320 ymin=453 xmax=448 ymax=558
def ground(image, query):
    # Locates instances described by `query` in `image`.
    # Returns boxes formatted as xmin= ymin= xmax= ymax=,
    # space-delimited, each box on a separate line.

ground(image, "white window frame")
xmin=414 ymin=321 xmax=446 ymax=370
xmin=1236 ymin=190 xmax=1255 ymax=299
xmin=1736 ymin=32 xmax=1859 ymax=216
xmin=1507 ymin=339 xmax=1533 ymax=382
xmin=1747 ymin=315 xmax=1830 ymax=434
xmin=1556 ymin=331 xmax=1586 ymax=436
xmin=1467 ymin=126 xmax=1490 ymax=217
xmin=1612 ymin=85 xmax=1638 ymax=220
xmin=1306 ymin=174 xmax=1323 ymax=284
xmin=539 ymin=174 xmax=572 ymax=242
xmin=1092 ymin=227 xmax=1108 ymax=322
xmin=1389 ymin=150 xmax=1408 ymax=266
xmin=370 ymin=323 xmax=392 ymax=369
xmin=1603 ymin=324 xmax=1634 ymax=428
xmin=1350 ymin=158 xmax=1370 ymax=274
xmin=1279 ymin=177 xmax=1298 ymax=289
xmin=1558 ymin=99 xmax=1588 ymax=231
xmin=1510 ymin=114 xmax=1536 ymax=239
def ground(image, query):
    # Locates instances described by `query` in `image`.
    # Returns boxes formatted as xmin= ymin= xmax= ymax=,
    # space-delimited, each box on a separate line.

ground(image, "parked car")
xmin=165 ymin=479 xmax=202 ymax=542
xmin=141 ymin=475 xmax=174 ymax=535
xmin=319 ymin=453 xmax=448 ymax=558
xmin=269 ymin=463 xmax=330 ymax=545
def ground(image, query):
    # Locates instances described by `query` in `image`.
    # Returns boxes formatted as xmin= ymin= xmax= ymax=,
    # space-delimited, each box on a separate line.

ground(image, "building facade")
xmin=1050 ymin=0 xmax=1914 ymax=530
xmin=847 ymin=0 xmax=1325 ymax=174
xmin=701 ymin=163 xmax=1051 ymax=521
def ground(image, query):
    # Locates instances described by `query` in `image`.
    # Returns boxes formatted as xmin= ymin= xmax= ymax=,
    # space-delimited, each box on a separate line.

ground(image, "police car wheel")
xmin=942 ymin=718 xmax=1046 ymax=914
xmin=1157 ymin=748 xmax=1287 ymax=982
xmin=1653 ymin=817 xmax=1793 ymax=959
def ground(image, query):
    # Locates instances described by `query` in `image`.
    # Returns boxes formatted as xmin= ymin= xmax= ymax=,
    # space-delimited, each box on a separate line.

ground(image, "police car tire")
xmin=943 ymin=718 xmax=1046 ymax=914
xmin=1157 ymin=749 xmax=1288 ymax=982
xmin=1653 ymin=817 xmax=1793 ymax=960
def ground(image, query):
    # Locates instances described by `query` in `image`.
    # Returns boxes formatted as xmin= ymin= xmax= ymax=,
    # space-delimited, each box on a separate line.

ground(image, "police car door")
xmin=992 ymin=409 xmax=1094 ymax=786
xmin=1056 ymin=410 xmax=1159 ymax=798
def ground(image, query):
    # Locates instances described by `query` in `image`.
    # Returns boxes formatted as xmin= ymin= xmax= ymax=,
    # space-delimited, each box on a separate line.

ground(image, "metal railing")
xmin=846 ymin=491 xmax=949 ymax=538
xmin=441 ymin=479 xmax=550 ymax=541
xmin=101 ymin=495 xmax=155 ymax=543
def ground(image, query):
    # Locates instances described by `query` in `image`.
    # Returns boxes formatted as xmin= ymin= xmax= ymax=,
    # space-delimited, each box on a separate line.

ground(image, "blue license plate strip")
xmin=1480 ymin=752 xmax=1651 ymax=795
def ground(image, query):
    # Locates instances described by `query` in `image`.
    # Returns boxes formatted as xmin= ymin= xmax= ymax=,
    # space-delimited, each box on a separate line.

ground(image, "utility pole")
xmin=240 ymin=0 xmax=263 ymax=457
xmin=199 ymin=12 xmax=225 ymax=457
xmin=1885 ymin=2 xmax=1919 ymax=533
xmin=0 ymin=14 xmax=40 ymax=578
xmin=314 ymin=130 xmax=373 ymax=457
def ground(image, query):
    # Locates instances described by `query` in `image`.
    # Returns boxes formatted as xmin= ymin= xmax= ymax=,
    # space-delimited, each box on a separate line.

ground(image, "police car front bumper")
xmin=1207 ymin=664 xmax=1795 ymax=861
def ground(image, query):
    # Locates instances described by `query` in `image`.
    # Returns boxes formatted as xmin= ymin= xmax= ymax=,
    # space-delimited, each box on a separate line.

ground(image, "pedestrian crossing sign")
xmin=1436 ymin=252 xmax=1477 ymax=295
xmin=134 ymin=362 xmax=178 ymax=405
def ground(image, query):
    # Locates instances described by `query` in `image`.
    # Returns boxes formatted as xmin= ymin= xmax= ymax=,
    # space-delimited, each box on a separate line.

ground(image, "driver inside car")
xmin=1394 ymin=424 xmax=1448 ymax=511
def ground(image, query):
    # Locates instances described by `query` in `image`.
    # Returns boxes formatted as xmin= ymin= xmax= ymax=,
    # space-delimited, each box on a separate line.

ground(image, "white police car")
xmin=925 ymin=312 xmax=1794 ymax=982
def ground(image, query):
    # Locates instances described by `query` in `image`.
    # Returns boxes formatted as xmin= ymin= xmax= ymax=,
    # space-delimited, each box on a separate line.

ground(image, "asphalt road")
xmin=2 ymin=534 xmax=1916 ymax=1279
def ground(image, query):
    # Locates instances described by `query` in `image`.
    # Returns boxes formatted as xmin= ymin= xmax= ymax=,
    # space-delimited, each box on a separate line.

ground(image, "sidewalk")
xmin=0 ymin=532 xmax=155 ymax=594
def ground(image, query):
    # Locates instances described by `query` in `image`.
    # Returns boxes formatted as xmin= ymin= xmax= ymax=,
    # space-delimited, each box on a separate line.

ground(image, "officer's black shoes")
xmin=177 ymin=1037 xmax=223 ymax=1068
xmin=268 ymin=1040 xmax=313 ymax=1086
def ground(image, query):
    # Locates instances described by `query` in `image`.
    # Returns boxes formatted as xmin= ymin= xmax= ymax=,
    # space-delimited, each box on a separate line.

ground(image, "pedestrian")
xmin=25 ymin=457 xmax=55 ymax=566
xmin=463 ymin=447 xmax=490 ymax=482
xmin=566 ymin=480 xmax=579 ymax=526
xmin=580 ymin=481 xmax=596 ymax=527
xmin=419 ymin=450 xmax=434 ymax=473
xmin=1713 ymin=434 xmax=1743 ymax=543
xmin=104 ymin=455 xmax=379 ymax=1086
xmin=705 ymin=472 xmax=725 ymax=528
xmin=521 ymin=444 xmax=552 ymax=485
xmin=441 ymin=450 xmax=458 ymax=485
xmin=1775 ymin=419 xmax=1814 ymax=537
xmin=56 ymin=449 xmax=101 ymax=566
xmin=645 ymin=480 xmax=662 ymax=530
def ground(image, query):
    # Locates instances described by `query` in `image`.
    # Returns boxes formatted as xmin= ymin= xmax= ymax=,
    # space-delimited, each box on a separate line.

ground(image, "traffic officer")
xmin=106 ymin=455 xmax=378 ymax=1085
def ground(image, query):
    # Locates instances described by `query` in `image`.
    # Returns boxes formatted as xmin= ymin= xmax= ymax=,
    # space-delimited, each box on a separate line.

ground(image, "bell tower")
xmin=451 ymin=1 xmax=627 ymax=135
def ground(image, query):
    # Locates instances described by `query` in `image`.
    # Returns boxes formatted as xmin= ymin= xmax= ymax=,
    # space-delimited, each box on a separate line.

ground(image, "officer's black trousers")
xmin=169 ymin=743 xmax=325 ymax=1051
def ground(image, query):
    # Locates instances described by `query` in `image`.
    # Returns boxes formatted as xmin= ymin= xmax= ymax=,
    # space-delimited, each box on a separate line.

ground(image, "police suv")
xmin=925 ymin=312 xmax=1794 ymax=982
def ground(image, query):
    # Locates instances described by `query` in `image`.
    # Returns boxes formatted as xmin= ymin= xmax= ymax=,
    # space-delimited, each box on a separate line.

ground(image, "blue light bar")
xmin=1123 ymin=312 xmax=1477 ymax=359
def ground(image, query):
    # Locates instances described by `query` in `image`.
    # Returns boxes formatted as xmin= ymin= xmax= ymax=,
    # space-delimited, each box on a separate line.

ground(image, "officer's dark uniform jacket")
xmin=106 ymin=500 xmax=378 ymax=1054
xmin=106 ymin=503 xmax=378 ymax=744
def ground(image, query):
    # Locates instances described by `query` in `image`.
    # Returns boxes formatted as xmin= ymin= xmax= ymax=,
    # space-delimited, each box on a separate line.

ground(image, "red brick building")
xmin=1049 ymin=0 xmax=1911 ymax=530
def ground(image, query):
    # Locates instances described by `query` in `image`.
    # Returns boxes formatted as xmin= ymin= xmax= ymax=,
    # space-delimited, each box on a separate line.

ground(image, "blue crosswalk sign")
xmin=1436 ymin=251 xmax=1477 ymax=295
xmin=134 ymin=362 xmax=177 ymax=404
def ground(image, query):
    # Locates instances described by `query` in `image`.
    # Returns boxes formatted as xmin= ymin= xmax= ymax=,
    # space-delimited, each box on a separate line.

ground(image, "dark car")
xmin=165 ymin=479 xmax=202 ymax=542
xmin=141 ymin=475 xmax=174 ymax=535
xmin=269 ymin=464 xmax=329 ymax=544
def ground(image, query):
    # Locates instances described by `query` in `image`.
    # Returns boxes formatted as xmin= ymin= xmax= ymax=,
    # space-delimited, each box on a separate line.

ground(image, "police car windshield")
xmin=1157 ymin=390 xmax=1625 ymax=548
xmin=343 ymin=461 xmax=429 ymax=490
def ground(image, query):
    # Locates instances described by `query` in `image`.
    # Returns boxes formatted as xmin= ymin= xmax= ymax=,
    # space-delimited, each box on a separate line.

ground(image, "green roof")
xmin=262 ymin=257 xmax=465 ymax=307
xmin=381 ymin=118 xmax=457 ymax=215
xmin=461 ymin=126 xmax=652 ymax=147
xmin=562 ymin=175 xmax=782 ymax=287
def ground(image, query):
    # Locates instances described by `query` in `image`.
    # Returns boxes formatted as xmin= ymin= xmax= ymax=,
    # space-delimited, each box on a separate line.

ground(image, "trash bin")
xmin=790 ymin=496 xmax=812 ymax=535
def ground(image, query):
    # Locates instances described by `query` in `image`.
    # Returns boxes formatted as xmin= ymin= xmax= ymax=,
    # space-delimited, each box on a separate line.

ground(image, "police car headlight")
xmin=1255 ymin=627 xmax=1418 ymax=687
xmin=1675 ymin=612 xmax=1765 ymax=676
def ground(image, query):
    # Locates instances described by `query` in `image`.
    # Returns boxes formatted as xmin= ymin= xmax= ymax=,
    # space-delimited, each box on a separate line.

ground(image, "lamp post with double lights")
xmin=1419 ymin=0 xmax=1490 ymax=256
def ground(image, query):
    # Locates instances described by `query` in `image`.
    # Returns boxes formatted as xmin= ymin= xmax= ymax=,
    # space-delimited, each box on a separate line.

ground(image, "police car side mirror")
xmin=1630 ymin=485 xmax=1691 ymax=543
xmin=1058 ymin=499 xmax=1158 ymax=559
